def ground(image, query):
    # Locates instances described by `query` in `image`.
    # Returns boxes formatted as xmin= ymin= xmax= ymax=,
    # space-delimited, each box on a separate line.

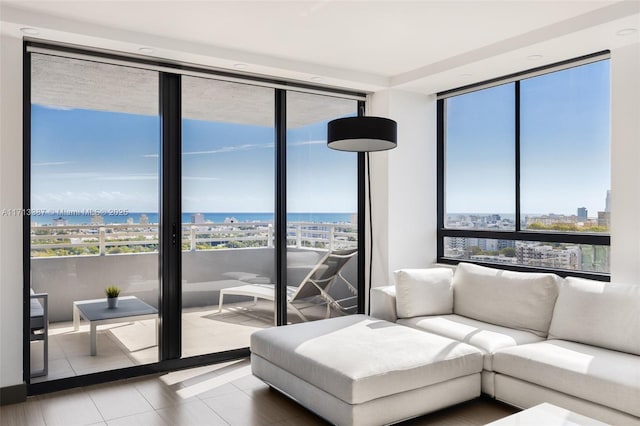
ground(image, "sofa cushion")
xmin=398 ymin=314 xmax=544 ymax=371
xmin=549 ymin=277 xmax=640 ymax=356
xmin=251 ymin=315 xmax=483 ymax=405
xmin=452 ymin=263 xmax=560 ymax=337
xmin=493 ymin=340 xmax=640 ymax=418
xmin=394 ymin=268 xmax=453 ymax=318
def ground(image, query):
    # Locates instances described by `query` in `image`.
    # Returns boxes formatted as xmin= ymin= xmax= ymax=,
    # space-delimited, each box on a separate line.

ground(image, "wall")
xmin=610 ymin=43 xmax=640 ymax=285
xmin=369 ymin=89 xmax=436 ymax=287
xmin=0 ymin=31 xmax=24 ymax=389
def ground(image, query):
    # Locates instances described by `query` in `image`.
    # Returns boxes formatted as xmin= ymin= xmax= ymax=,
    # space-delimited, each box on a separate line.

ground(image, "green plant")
xmin=105 ymin=285 xmax=121 ymax=298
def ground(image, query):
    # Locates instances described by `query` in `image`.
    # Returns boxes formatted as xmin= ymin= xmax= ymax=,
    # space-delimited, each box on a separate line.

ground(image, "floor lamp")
xmin=327 ymin=116 xmax=398 ymax=315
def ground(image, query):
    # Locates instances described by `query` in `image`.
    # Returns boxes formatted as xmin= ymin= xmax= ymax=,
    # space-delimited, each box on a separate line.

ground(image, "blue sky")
xmin=445 ymin=59 xmax=610 ymax=217
xmin=31 ymin=105 xmax=357 ymax=213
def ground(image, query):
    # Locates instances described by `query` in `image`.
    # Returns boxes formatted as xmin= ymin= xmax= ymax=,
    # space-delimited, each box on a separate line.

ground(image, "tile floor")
xmin=31 ymin=300 xmax=340 ymax=383
xmin=3 ymin=357 xmax=518 ymax=426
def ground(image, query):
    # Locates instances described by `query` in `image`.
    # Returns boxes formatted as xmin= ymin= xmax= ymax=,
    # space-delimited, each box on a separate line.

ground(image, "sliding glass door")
xmin=285 ymin=91 xmax=359 ymax=323
xmin=26 ymin=44 xmax=364 ymax=389
xmin=181 ymin=76 xmax=275 ymax=356
xmin=29 ymin=53 xmax=160 ymax=381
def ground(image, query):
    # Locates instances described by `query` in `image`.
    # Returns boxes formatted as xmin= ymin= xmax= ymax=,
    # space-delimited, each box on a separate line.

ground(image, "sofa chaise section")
xmin=251 ymin=314 xmax=483 ymax=426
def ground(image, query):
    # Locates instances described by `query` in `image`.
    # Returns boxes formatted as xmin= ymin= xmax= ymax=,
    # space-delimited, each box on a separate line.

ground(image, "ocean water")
xmin=30 ymin=212 xmax=355 ymax=226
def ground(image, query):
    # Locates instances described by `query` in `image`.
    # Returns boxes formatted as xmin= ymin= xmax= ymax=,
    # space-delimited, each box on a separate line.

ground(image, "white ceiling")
xmin=1 ymin=1 xmax=639 ymax=95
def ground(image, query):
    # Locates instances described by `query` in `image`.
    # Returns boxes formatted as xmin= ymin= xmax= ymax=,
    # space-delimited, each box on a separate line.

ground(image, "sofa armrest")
xmin=370 ymin=285 xmax=397 ymax=322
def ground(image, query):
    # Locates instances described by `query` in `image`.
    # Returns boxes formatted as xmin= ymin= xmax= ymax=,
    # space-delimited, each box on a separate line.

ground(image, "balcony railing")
xmin=31 ymin=222 xmax=358 ymax=257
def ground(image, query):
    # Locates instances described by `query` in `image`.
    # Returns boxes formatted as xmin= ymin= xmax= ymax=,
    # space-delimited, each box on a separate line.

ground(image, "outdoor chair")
xmin=30 ymin=288 xmax=48 ymax=377
xmin=218 ymin=249 xmax=358 ymax=321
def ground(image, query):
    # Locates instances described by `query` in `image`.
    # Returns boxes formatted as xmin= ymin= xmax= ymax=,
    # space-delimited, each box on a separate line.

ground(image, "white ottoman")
xmin=251 ymin=315 xmax=483 ymax=425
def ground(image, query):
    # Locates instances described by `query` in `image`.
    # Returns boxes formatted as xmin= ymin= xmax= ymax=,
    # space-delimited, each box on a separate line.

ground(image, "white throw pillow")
xmin=549 ymin=277 xmax=640 ymax=356
xmin=394 ymin=268 xmax=453 ymax=318
xmin=452 ymin=263 xmax=560 ymax=337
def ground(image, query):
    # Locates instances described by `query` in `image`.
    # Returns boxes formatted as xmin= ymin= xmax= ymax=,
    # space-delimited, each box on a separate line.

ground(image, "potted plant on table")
xmin=105 ymin=285 xmax=121 ymax=309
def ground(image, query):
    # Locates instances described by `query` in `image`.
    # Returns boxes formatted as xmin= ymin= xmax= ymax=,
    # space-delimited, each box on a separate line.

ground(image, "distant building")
xmin=577 ymin=207 xmax=588 ymax=220
xmin=516 ymin=242 xmax=581 ymax=270
xmin=52 ymin=217 xmax=68 ymax=226
xmin=526 ymin=214 xmax=578 ymax=227
xmin=139 ymin=214 xmax=149 ymax=225
xmin=91 ymin=215 xmax=104 ymax=225
xmin=597 ymin=211 xmax=610 ymax=228
xmin=605 ymin=190 xmax=611 ymax=213
xmin=191 ymin=213 xmax=205 ymax=224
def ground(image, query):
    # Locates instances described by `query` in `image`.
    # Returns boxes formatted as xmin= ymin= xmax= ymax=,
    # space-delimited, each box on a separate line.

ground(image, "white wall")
xmin=0 ymin=31 xmax=24 ymax=388
xmin=369 ymin=89 xmax=436 ymax=287
xmin=610 ymin=43 xmax=640 ymax=285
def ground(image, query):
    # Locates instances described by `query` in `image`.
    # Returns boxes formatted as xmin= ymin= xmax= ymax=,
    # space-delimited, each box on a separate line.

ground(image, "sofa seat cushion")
xmin=452 ymin=263 xmax=560 ymax=337
xmin=251 ymin=315 xmax=483 ymax=405
xmin=493 ymin=339 xmax=640 ymax=417
xmin=398 ymin=314 xmax=544 ymax=371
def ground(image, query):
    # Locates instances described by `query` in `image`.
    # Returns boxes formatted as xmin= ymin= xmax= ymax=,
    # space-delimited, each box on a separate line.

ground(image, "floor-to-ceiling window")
xmin=25 ymin=44 xmax=364 ymax=391
xmin=29 ymin=53 xmax=160 ymax=381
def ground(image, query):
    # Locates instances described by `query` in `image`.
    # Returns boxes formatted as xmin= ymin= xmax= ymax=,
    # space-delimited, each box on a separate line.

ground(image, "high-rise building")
xmin=577 ymin=207 xmax=588 ymax=220
xmin=605 ymin=190 xmax=611 ymax=213
xmin=598 ymin=211 xmax=610 ymax=228
xmin=191 ymin=213 xmax=205 ymax=224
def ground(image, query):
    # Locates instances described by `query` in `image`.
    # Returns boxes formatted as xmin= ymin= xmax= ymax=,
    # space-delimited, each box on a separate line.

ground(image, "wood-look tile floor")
xmin=2 ymin=357 xmax=518 ymax=426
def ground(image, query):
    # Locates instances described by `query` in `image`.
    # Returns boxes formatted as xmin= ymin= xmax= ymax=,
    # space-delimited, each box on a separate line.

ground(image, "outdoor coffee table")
xmin=73 ymin=296 xmax=158 ymax=356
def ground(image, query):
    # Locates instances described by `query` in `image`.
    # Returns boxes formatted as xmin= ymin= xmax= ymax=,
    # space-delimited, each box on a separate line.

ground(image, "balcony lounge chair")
xmin=218 ymin=249 xmax=357 ymax=322
xmin=30 ymin=289 xmax=48 ymax=377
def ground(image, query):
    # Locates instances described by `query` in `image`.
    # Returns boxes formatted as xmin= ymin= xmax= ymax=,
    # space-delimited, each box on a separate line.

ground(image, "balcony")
xmin=29 ymin=221 xmax=358 ymax=382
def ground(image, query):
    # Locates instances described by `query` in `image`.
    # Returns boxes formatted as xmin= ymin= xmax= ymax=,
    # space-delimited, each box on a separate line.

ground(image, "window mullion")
xmin=515 ymin=81 xmax=521 ymax=232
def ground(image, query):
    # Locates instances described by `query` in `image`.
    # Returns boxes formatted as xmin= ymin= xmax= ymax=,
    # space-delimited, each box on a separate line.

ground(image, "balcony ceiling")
xmin=2 ymin=1 xmax=639 ymax=108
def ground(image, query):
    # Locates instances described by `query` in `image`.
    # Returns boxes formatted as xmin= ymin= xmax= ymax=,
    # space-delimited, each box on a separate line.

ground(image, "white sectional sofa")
xmin=371 ymin=262 xmax=640 ymax=425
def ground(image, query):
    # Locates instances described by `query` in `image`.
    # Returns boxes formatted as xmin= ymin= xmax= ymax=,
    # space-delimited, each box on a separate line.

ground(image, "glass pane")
xmin=445 ymin=83 xmax=515 ymax=230
xmin=181 ymin=76 xmax=275 ymax=357
xmin=285 ymin=91 xmax=359 ymax=324
xmin=521 ymin=60 xmax=610 ymax=233
xmin=30 ymin=54 xmax=160 ymax=381
xmin=443 ymin=237 xmax=609 ymax=273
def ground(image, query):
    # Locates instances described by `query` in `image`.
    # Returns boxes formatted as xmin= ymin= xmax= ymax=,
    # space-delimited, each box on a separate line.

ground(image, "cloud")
xmin=288 ymin=140 xmax=326 ymax=147
xmin=32 ymin=161 xmax=73 ymax=167
xmin=96 ymin=174 xmax=157 ymax=181
xmin=143 ymin=154 xmax=159 ymax=158
xmin=183 ymin=176 xmax=221 ymax=181
xmin=35 ymin=172 xmax=102 ymax=179
xmin=183 ymin=142 xmax=274 ymax=155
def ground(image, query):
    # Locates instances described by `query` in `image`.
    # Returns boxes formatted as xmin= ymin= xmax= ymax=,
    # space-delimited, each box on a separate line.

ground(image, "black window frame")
xmin=437 ymin=52 xmax=611 ymax=281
